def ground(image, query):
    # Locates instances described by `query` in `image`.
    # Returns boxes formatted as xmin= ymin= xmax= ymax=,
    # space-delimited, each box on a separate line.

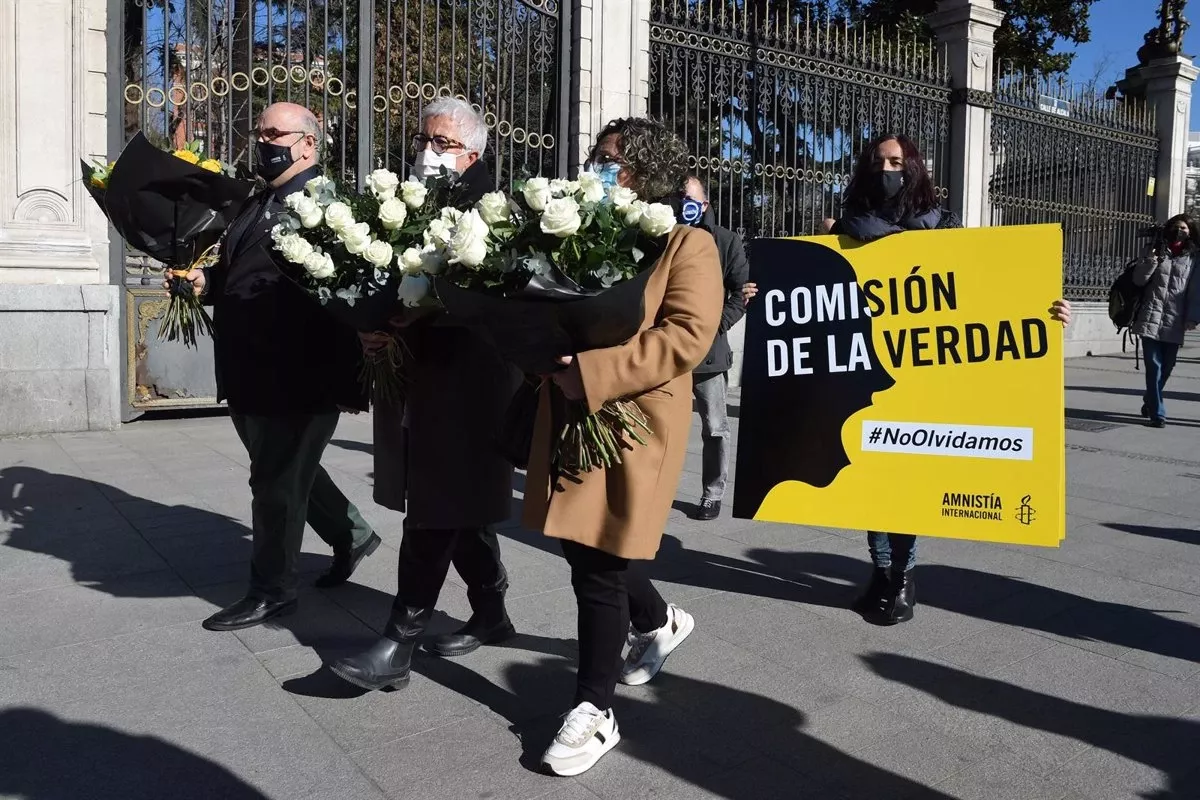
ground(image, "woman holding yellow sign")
xmin=824 ymin=133 xmax=1072 ymax=626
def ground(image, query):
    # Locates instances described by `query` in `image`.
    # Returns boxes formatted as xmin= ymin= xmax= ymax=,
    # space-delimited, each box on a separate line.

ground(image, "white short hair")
xmin=422 ymin=97 xmax=488 ymax=155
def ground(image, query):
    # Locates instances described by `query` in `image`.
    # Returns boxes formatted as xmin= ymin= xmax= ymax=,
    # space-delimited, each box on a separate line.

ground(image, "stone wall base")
xmin=0 ymin=285 xmax=121 ymax=436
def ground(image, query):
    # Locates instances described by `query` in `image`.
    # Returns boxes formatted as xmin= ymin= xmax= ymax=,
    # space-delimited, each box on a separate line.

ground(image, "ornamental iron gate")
xmin=648 ymin=0 xmax=953 ymax=241
xmin=115 ymin=0 xmax=570 ymax=413
xmin=989 ymin=72 xmax=1158 ymax=301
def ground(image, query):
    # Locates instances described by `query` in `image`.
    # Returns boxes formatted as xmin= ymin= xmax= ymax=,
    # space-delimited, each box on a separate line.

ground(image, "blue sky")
xmin=1067 ymin=0 xmax=1197 ymax=128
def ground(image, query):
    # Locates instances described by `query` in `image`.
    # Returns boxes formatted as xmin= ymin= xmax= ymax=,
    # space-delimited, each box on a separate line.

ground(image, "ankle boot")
xmin=851 ymin=567 xmax=891 ymax=616
xmin=425 ymin=580 xmax=516 ymax=658
xmin=329 ymin=606 xmax=430 ymax=691
xmin=880 ymin=569 xmax=916 ymax=625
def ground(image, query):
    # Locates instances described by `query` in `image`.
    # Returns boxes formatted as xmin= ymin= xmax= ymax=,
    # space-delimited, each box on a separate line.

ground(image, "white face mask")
xmin=413 ymin=149 xmax=460 ymax=179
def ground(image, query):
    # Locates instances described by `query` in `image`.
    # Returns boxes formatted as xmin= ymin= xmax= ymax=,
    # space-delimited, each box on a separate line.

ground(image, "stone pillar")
xmin=927 ymin=0 xmax=1004 ymax=227
xmin=0 ymin=0 xmax=120 ymax=434
xmin=1141 ymin=55 xmax=1199 ymax=220
xmin=570 ymin=0 xmax=652 ymax=173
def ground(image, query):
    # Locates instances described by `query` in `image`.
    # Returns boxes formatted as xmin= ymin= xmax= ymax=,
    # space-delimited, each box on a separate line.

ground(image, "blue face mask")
xmin=681 ymin=199 xmax=705 ymax=226
xmin=589 ymin=161 xmax=621 ymax=191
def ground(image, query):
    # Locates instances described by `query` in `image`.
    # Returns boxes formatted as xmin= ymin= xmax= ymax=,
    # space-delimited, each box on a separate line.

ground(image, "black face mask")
xmin=876 ymin=170 xmax=904 ymax=201
xmin=255 ymin=138 xmax=299 ymax=182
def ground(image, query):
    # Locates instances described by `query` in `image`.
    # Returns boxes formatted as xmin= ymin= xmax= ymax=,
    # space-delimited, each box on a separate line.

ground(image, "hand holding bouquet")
xmin=82 ymin=133 xmax=252 ymax=348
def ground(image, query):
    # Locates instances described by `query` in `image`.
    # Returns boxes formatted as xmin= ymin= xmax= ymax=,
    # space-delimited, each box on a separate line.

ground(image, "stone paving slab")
xmin=1 ymin=346 xmax=1199 ymax=799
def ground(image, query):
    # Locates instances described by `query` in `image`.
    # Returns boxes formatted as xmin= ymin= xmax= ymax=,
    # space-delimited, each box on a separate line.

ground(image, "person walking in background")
xmin=827 ymin=132 xmax=1072 ymax=626
xmin=681 ymin=176 xmax=749 ymax=521
xmin=328 ymin=98 xmax=522 ymax=693
xmin=1131 ymin=213 xmax=1200 ymax=428
xmin=523 ymin=117 xmax=723 ymax=776
xmin=173 ymin=102 xmax=380 ymax=632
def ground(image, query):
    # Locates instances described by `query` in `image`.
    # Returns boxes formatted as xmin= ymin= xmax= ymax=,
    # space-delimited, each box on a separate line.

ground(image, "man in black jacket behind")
xmin=683 ymin=176 xmax=750 ymax=521
xmin=176 ymin=102 xmax=380 ymax=631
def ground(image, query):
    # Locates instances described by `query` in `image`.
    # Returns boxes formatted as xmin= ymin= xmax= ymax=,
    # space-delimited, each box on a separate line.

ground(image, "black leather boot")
xmin=880 ymin=568 xmax=916 ymax=625
xmin=425 ymin=581 xmax=516 ymax=658
xmin=851 ymin=567 xmax=891 ymax=617
xmin=329 ymin=606 xmax=429 ymax=691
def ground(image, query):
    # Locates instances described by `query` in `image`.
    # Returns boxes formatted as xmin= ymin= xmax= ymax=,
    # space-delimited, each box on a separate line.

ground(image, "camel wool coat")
xmin=522 ymin=225 xmax=724 ymax=560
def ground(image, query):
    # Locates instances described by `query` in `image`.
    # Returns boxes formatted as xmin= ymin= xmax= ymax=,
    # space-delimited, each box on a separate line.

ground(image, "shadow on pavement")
xmin=1105 ymin=521 xmax=1200 ymax=547
xmin=0 ymin=708 xmax=270 ymax=800
xmin=862 ymin=653 xmax=1200 ymax=800
xmin=1067 ymin=385 xmax=1200 ymax=405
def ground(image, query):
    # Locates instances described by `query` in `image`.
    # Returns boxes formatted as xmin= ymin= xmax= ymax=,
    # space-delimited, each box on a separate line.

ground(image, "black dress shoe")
xmin=851 ymin=567 xmax=891 ymax=617
xmin=695 ymin=499 xmax=721 ymax=521
xmin=1150 ymin=417 xmax=1167 ymax=428
xmin=202 ymin=595 xmax=297 ymax=632
xmin=329 ymin=606 xmax=429 ymax=692
xmin=425 ymin=608 xmax=516 ymax=657
xmin=315 ymin=532 xmax=382 ymax=588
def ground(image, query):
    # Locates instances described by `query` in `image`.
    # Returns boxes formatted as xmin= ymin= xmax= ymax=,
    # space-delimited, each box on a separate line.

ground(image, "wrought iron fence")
xmin=119 ymin=0 xmax=569 ymax=191
xmin=648 ymin=0 xmax=953 ymax=241
xmin=116 ymin=0 xmax=569 ymax=410
xmin=989 ymin=72 xmax=1159 ymax=301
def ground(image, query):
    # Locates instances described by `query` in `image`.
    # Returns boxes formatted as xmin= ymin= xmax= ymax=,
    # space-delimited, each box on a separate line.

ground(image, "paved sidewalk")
xmin=1 ymin=347 xmax=1199 ymax=800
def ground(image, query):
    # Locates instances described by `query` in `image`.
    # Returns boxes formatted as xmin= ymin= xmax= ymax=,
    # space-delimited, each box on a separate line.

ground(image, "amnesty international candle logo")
xmin=732 ymin=225 xmax=1066 ymax=548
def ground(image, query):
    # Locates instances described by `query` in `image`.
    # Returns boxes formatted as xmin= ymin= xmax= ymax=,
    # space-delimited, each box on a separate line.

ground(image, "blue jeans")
xmin=867 ymin=532 xmax=918 ymax=571
xmin=1142 ymin=337 xmax=1180 ymax=422
xmin=692 ymin=372 xmax=730 ymax=502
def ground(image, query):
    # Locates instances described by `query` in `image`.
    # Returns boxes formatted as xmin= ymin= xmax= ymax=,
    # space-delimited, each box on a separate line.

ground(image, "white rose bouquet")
xmin=430 ymin=173 xmax=678 ymax=474
xmin=270 ymin=169 xmax=457 ymax=404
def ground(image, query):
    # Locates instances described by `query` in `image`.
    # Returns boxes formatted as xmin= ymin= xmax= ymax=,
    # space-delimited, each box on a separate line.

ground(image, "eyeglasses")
xmin=412 ymin=134 xmax=467 ymax=155
xmin=257 ymin=128 xmax=307 ymax=143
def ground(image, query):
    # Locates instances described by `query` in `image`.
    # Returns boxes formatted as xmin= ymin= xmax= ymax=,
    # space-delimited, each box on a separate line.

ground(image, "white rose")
xmin=446 ymin=209 xmax=491 ymax=268
xmin=577 ymin=172 xmax=605 ymax=203
xmin=424 ymin=218 xmax=454 ymax=248
xmin=476 ymin=191 xmax=511 ymax=226
xmin=549 ymin=178 xmax=579 ymax=198
xmin=285 ymin=194 xmax=323 ymax=228
xmin=400 ymin=177 xmax=428 ymax=210
xmin=378 ymin=197 xmax=408 ymax=231
xmin=623 ymin=200 xmax=647 ymax=227
xmin=276 ymin=233 xmax=314 ymax=264
xmin=540 ymin=197 xmax=582 ymax=238
xmin=366 ymin=168 xmax=401 ymax=200
xmin=522 ymin=177 xmax=552 ymax=211
xmin=417 ymin=244 xmax=446 ymax=275
xmin=338 ymin=222 xmax=372 ymax=255
xmin=607 ymin=186 xmax=637 ymax=209
xmin=302 ymin=251 xmax=335 ymax=280
xmin=439 ymin=207 xmax=464 ymax=225
xmin=324 ymin=202 xmax=355 ymax=232
xmin=398 ymin=273 xmax=431 ymax=307
xmin=639 ymin=202 xmax=677 ymax=238
xmin=363 ymin=239 xmax=395 ymax=269
xmin=304 ymin=176 xmax=335 ymax=201
xmin=400 ymin=246 xmax=425 ymax=274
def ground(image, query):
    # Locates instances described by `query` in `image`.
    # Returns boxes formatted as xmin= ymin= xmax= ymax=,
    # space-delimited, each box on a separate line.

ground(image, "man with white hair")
xmin=175 ymin=102 xmax=380 ymax=632
xmin=330 ymin=98 xmax=522 ymax=692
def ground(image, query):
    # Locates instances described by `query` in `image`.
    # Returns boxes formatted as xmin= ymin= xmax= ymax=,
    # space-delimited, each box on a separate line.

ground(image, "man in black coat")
xmin=177 ymin=102 xmax=380 ymax=631
xmin=683 ymin=176 xmax=750 ymax=521
xmin=329 ymin=98 xmax=521 ymax=692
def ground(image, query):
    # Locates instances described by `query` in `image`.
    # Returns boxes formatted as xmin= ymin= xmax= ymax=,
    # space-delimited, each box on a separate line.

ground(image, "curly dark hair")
xmin=590 ymin=117 xmax=691 ymax=203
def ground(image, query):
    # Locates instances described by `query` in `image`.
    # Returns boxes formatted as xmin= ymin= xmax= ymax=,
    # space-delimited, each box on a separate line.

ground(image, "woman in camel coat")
xmin=526 ymin=117 xmax=724 ymax=777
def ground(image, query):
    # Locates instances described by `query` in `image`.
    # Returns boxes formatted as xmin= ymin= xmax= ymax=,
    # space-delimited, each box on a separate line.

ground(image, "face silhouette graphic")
xmin=733 ymin=238 xmax=895 ymax=519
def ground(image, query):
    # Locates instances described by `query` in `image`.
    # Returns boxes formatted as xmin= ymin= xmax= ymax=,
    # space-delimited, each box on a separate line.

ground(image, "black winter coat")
xmin=693 ymin=210 xmax=750 ymax=375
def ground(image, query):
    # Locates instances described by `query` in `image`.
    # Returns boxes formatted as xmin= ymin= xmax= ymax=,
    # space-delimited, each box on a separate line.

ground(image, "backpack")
xmin=1107 ymin=257 xmax=1145 ymax=368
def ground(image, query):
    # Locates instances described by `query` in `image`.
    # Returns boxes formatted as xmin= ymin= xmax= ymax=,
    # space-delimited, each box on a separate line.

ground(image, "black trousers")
xmin=561 ymin=540 xmax=669 ymax=710
xmin=230 ymin=412 xmax=375 ymax=601
xmin=393 ymin=524 xmax=507 ymax=614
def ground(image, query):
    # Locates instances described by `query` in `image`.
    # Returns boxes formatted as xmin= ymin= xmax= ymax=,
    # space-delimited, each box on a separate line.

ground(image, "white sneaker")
xmin=541 ymin=702 xmax=620 ymax=776
xmin=620 ymin=604 xmax=695 ymax=686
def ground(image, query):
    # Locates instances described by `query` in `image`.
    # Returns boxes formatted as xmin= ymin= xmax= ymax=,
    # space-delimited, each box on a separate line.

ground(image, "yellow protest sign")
xmin=732 ymin=224 xmax=1065 ymax=547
